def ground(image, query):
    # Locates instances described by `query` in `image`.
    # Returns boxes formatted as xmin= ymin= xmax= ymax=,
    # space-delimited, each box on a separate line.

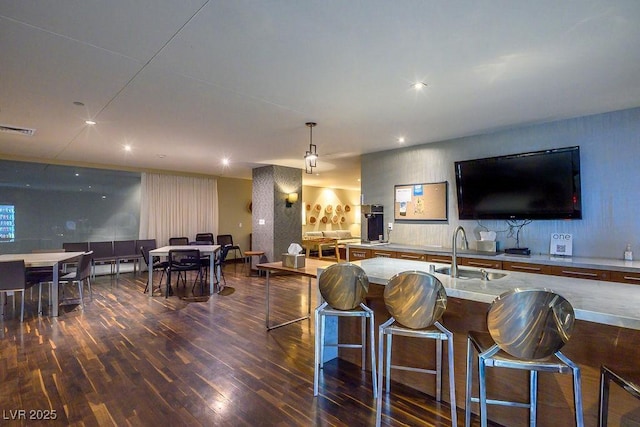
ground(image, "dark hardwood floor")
xmin=0 ymin=262 xmax=486 ymax=426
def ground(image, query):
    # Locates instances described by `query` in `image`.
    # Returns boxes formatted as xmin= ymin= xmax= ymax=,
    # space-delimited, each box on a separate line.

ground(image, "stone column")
xmin=251 ymin=165 xmax=302 ymax=263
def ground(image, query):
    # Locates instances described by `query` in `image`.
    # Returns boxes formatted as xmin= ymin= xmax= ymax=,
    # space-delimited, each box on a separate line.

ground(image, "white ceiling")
xmin=1 ymin=1 xmax=640 ymax=191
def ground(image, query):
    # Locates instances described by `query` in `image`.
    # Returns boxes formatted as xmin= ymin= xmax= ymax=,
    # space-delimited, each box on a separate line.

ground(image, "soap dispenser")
xmin=624 ymin=244 xmax=633 ymax=261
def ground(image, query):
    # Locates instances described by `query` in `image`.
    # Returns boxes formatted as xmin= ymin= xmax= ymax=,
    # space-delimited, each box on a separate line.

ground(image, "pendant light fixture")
xmin=304 ymin=122 xmax=318 ymax=174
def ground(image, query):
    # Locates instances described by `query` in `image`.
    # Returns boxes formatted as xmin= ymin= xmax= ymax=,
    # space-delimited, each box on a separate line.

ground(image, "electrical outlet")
xmin=258 ymin=219 xmax=265 ymax=225
xmin=388 ymin=222 xmax=393 ymax=230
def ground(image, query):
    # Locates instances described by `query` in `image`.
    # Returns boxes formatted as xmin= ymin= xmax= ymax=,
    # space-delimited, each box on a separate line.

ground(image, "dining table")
xmin=148 ymin=245 xmax=221 ymax=297
xmin=0 ymin=251 xmax=85 ymax=317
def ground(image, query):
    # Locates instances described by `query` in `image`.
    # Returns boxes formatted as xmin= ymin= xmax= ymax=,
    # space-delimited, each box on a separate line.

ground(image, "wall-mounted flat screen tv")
xmin=454 ymin=146 xmax=582 ymax=220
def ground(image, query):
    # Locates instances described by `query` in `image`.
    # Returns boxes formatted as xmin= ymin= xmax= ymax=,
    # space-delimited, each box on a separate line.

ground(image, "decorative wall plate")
xmin=309 ymin=216 xmax=317 ymax=224
xmin=314 ymin=204 xmax=322 ymax=212
xmin=331 ymin=215 xmax=339 ymax=224
xmin=344 ymin=204 xmax=351 ymax=212
xmin=340 ymin=216 xmax=346 ymax=223
xmin=325 ymin=204 xmax=333 ymax=214
xmin=336 ymin=204 xmax=343 ymax=213
xmin=321 ymin=216 xmax=328 ymax=224
xmin=306 ymin=203 xmax=311 ymax=211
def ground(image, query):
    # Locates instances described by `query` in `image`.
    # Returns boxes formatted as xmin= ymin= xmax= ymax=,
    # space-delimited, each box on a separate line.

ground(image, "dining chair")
xmin=190 ymin=239 xmax=215 ymax=284
xmin=140 ymin=245 xmax=168 ymax=294
xmin=166 ymin=249 xmax=203 ymax=297
xmin=59 ymin=251 xmax=94 ymax=308
xmin=216 ymin=234 xmax=242 ymax=261
xmin=0 ymin=260 xmax=37 ymax=322
xmin=195 ymin=233 xmax=214 ymax=244
xmin=27 ymin=249 xmax=67 ymax=315
xmin=169 ymin=237 xmax=189 ymax=246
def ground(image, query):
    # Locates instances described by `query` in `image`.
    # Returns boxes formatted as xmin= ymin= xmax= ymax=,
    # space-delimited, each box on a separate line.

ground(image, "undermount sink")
xmin=434 ymin=266 xmax=507 ymax=281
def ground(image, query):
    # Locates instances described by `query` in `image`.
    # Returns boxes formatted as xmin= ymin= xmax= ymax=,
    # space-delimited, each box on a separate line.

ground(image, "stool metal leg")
xmin=376 ymin=322 xmax=385 ymax=427
xmin=361 ymin=315 xmax=366 ymax=370
xmin=385 ymin=332 xmax=392 ymax=391
xmin=599 ymin=367 xmax=610 ymax=427
xmin=366 ymin=306 xmax=377 ymax=398
xmin=530 ymin=370 xmax=538 ymax=427
xmin=439 ymin=323 xmax=457 ymax=427
xmin=479 ymin=354 xmax=489 ymax=427
xmin=556 ymin=352 xmax=584 ymax=427
xmin=320 ymin=313 xmax=326 ymax=369
xmin=313 ymin=303 xmax=326 ymax=396
xmin=436 ymin=337 xmax=443 ymax=401
xmin=465 ymin=337 xmax=474 ymax=427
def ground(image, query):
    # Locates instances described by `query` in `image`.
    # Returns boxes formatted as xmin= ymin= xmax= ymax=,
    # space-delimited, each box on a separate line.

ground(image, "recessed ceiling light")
xmin=101 ymin=195 xmax=107 ymax=199
xmin=398 ymin=137 xmax=405 ymax=144
xmin=123 ymin=145 xmax=132 ymax=152
xmin=412 ymin=82 xmax=428 ymax=90
xmin=75 ymin=173 xmax=79 ymax=177
xmin=85 ymin=120 xmax=96 ymax=125
xmin=157 ymin=154 xmax=166 ymax=159
xmin=222 ymin=158 xmax=230 ymax=166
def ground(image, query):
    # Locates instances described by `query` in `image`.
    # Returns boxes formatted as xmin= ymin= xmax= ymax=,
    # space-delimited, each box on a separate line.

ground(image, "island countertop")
xmin=322 ymin=257 xmax=640 ymax=330
xmin=321 ymin=256 xmax=638 ymax=426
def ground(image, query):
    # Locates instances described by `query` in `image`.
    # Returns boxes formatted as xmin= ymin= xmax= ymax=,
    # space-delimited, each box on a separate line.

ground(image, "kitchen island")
xmin=320 ymin=257 xmax=640 ymax=427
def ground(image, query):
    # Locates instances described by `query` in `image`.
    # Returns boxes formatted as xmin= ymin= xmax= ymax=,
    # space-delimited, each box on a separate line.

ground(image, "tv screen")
xmin=454 ymin=146 xmax=582 ymax=220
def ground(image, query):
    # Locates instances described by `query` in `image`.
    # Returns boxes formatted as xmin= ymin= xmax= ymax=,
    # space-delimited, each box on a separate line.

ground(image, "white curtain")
xmin=139 ymin=173 xmax=218 ymax=246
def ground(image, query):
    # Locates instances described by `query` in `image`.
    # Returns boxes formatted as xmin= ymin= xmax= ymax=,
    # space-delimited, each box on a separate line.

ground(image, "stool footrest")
xmin=469 ymin=396 xmax=530 ymax=408
xmin=326 ymin=343 xmax=364 ymax=349
xmin=390 ymin=364 xmax=438 ymax=376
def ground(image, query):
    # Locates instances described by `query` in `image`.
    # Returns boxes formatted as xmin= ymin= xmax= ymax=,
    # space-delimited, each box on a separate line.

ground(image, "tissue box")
xmin=282 ymin=254 xmax=305 ymax=268
xmin=476 ymin=240 xmax=497 ymax=253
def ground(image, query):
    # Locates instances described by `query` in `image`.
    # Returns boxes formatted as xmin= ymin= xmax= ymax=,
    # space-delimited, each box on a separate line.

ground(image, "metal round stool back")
xmin=384 ymin=270 xmax=447 ymax=329
xmin=318 ymin=263 xmax=369 ymax=310
xmin=487 ymin=288 xmax=575 ymax=360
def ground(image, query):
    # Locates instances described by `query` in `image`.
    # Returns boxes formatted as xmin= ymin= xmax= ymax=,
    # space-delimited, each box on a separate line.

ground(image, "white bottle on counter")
xmin=624 ymin=244 xmax=633 ymax=261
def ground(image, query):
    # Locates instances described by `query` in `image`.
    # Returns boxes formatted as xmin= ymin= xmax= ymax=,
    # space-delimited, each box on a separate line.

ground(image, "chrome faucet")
xmin=451 ymin=226 xmax=469 ymax=278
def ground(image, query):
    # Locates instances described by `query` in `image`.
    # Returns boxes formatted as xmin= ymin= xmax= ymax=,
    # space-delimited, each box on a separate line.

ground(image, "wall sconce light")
xmin=286 ymin=192 xmax=299 ymax=208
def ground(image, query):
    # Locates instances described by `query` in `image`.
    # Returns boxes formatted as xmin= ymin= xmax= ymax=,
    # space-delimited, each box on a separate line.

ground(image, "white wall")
xmin=362 ymin=107 xmax=640 ymax=259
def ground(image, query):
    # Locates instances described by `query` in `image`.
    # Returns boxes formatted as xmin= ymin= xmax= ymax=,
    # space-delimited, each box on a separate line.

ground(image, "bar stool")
xmin=465 ymin=288 xmax=583 ymax=427
xmin=599 ymin=365 xmax=640 ymax=426
xmin=313 ymin=263 xmax=377 ymax=397
xmin=375 ymin=271 xmax=457 ymax=427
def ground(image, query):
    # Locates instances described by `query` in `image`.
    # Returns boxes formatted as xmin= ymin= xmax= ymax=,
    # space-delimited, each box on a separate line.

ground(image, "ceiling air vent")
xmin=0 ymin=124 xmax=36 ymax=136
